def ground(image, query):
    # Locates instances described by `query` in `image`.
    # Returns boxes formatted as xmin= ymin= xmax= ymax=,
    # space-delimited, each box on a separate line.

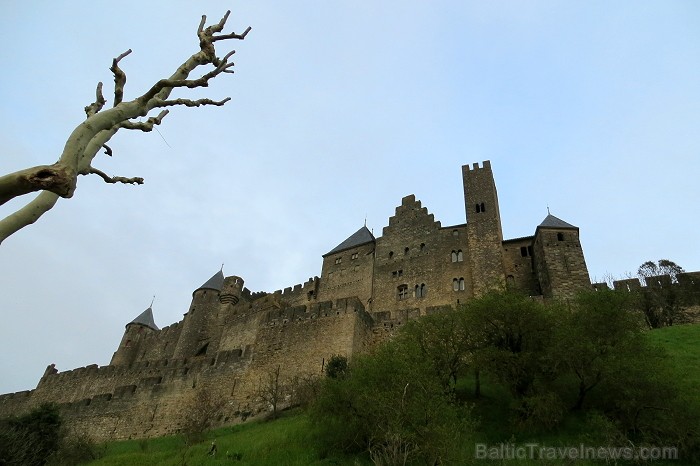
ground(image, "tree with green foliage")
xmin=396 ymin=310 xmax=475 ymax=394
xmin=312 ymin=342 xmax=472 ymax=465
xmin=552 ymin=289 xmax=645 ymax=410
xmin=324 ymin=355 xmax=348 ymax=379
xmin=462 ymin=291 xmax=557 ymax=399
xmin=636 ymin=259 xmax=690 ymax=327
xmin=0 ymin=403 xmax=62 ymax=466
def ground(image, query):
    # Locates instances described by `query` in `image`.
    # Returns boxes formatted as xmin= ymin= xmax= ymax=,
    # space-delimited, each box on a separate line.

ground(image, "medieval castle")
xmin=0 ymin=161 xmax=595 ymax=440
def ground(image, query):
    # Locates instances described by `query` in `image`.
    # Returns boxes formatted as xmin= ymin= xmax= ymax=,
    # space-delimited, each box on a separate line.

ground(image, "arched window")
xmin=452 ymin=278 xmax=459 ymax=291
xmin=415 ymin=283 xmax=426 ymax=298
xmin=480 ymin=202 xmax=486 ymax=212
xmin=475 ymin=204 xmax=481 ymax=213
xmin=459 ymin=278 xmax=465 ymax=291
xmin=457 ymin=250 xmax=463 ymax=262
xmin=451 ymin=251 xmax=458 ymax=262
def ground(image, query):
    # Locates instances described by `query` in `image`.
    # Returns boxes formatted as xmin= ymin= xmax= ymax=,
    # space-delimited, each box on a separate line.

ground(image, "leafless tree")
xmin=0 ymin=11 xmax=250 ymax=244
xmin=255 ymin=365 xmax=287 ymax=418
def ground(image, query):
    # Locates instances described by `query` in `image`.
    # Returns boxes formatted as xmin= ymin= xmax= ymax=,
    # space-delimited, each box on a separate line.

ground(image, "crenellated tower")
xmin=110 ymin=306 xmax=159 ymax=366
xmin=462 ymin=161 xmax=505 ymax=295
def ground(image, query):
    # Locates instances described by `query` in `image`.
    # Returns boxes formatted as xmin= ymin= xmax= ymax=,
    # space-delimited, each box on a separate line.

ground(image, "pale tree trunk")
xmin=0 ymin=11 xmax=251 ymax=244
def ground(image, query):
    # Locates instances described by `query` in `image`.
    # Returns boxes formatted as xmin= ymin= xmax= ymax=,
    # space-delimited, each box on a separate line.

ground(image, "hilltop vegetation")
xmin=4 ymin=291 xmax=699 ymax=465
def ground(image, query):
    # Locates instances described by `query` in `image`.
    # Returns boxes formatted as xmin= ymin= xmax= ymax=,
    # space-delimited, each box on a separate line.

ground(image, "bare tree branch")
xmin=153 ymin=97 xmax=231 ymax=108
xmin=120 ymin=110 xmax=169 ymax=131
xmin=84 ymin=82 xmax=106 ymax=117
xmin=0 ymin=11 xmax=251 ymax=244
xmin=110 ymin=49 xmax=132 ymax=107
xmin=85 ymin=167 xmax=144 ymax=185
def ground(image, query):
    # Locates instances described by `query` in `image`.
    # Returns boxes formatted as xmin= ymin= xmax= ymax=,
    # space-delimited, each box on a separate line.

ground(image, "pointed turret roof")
xmin=323 ymin=226 xmax=375 ymax=257
xmin=537 ymin=214 xmax=578 ymax=230
xmin=128 ymin=307 xmax=159 ymax=331
xmin=195 ymin=270 xmax=225 ymax=294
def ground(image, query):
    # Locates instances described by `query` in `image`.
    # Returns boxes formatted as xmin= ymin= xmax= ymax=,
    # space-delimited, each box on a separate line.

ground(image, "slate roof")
xmin=196 ymin=270 xmax=225 ymax=292
xmin=128 ymin=307 xmax=159 ymax=331
xmin=324 ymin=226 xmax=376 ymax=257
xmin=537 ymin=214 xmax=578 ymax=230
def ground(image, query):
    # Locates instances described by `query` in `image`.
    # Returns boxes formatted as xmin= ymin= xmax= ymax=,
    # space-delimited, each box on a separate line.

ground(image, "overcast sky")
xmin=1 ymin=1 xmax=698 ymax=394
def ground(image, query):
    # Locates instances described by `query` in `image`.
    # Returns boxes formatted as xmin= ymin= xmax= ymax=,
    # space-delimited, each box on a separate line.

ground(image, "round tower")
xmin=110 ymin=306 xmax=159 ymax=367
xmin=172 ymin=270 xmax=225 ymax=360
xmin=220 ymin=275 xmax=244 ymax=305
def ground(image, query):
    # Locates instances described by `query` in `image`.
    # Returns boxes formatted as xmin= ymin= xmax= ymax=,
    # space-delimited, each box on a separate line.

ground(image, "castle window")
xmin=397 ymin=285 xmax=409 ymax=300
xmin=351 ymin=252 xmax=359 ymax=260
xmin=528 ymin=246 xmax=533 ymax=256
xmin=415 ymin=283 xmax=426 ymax=298
xmin=481 ymin=202 xmax=486 ymax=212
xmin=392 ymin=269 xmax=403 ymax=278
xmin=476 ymin=203 xmax=481 ymax=213
xmin=521 ymin=246 xmax=534 ymax=257
xmin=451 ymin=251 xmax=457 ymax=262
xmin=459 ymin=278 xmax=465 ymax=290
xmin=453 ymin=278 xmax=465 ymax=291
xmin=420 ymin=243 xmax=425 ymax=251
xmin=451 ymin=250 xmax=463 ymax=262
xmin=124 ymin=339 xmax=132 ymax=348
xmin=404 ymin=247 xmax=409 ymax=255
xmin=452 ymin=230 xmax=459 ymax=237
xmin=335 ymin=257 xmax=342 ymax=264
xmin=389 ymin=251 xmax=394 ymax=259
xmin=557 ymin=232 xmax=564 ymax=241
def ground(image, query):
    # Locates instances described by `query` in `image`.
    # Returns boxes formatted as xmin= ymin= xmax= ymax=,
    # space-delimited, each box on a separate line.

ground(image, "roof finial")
xmin=364 ymin=215 xmax=367 ymax=227
xmin=149 ymin=295 xmax=155 ymax=308
xmin=547 ymin=205 xmax=550 ymax=215
xmin=220 ymin=263 xmax=224 ymax=272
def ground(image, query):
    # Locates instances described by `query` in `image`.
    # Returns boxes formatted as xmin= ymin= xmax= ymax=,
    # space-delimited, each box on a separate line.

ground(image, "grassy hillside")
xmin=85 ymin=410 xmax=369 ymax=466
xmin=85 ymin=323 xmax=699 ymax=465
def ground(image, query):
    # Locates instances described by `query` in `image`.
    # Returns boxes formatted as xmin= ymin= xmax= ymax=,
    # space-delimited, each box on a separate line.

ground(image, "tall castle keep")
xmin=0 ymin=161 xmax=593 ymax=440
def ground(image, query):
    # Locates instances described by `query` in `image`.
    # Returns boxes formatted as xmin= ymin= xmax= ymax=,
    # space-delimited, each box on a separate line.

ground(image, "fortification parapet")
xmin=613 ymin=278 xmax=642 ymax=292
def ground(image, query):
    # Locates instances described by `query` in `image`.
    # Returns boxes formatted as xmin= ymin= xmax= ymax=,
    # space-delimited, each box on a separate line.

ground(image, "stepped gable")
xmin=323 ymin=226 xmax=375 ymax=257
xmin=537 ymin=214 xmax=578 ymax=230
xmin=382 ymin=194 xmax=441 ymax=236
xmin=128 ymin=307 xmax=159 ymax=331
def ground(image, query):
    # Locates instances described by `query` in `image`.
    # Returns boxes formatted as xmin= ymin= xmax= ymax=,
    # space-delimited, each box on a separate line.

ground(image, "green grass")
xmin=647 ymin=322 xmax=700 ymax=393
xmin=86 ymin=410 xmax=370 ymax=466
xmin=86 ymin=323 xmax=700 ymax=465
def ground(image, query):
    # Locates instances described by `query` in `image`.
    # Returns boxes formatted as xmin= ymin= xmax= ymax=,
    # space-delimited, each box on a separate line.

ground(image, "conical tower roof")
xmin=193 ymin=270 xmax=225 ymax=295
xmin=127 ymin=307 xmax=159 ymax=331
xmin=537 ymin=214 xmax=578 ymax=230
xmin=323 ymin=226 xmax=375 ymax=257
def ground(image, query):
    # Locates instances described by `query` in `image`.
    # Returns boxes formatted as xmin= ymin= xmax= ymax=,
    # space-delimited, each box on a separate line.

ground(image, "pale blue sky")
xmin=1 ymin=1 xmax=698 ymax=393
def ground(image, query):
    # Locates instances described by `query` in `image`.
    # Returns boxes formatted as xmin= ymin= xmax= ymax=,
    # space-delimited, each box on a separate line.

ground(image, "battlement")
xmin=272 ymin=277 xmax=320 ymax=303
xmin=264 ymin=297 xmax=371 ymax=327
xmin=597 ymin=271 xmax=700 ymax=295
xmin=463 ymin=160 xmax=492 ymax=172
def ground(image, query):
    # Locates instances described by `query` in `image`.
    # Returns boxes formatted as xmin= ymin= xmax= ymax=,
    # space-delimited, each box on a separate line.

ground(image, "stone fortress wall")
xmin=0 ymin=161 xmax=605 ymax=440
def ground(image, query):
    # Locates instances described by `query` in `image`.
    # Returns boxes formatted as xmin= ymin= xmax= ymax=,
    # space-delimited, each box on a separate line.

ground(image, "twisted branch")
xmin=120 ymin=110 xmax=170 ymax=131
xmin=84 ymin=82 xmax=106 ymax=117
xmin=110 ymin=49 xmax=132 ymax=106
xmin=0 ymin=10 xmax=250 ymax=244
xmin=85 ymin=168 xmax=144 ymax=185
